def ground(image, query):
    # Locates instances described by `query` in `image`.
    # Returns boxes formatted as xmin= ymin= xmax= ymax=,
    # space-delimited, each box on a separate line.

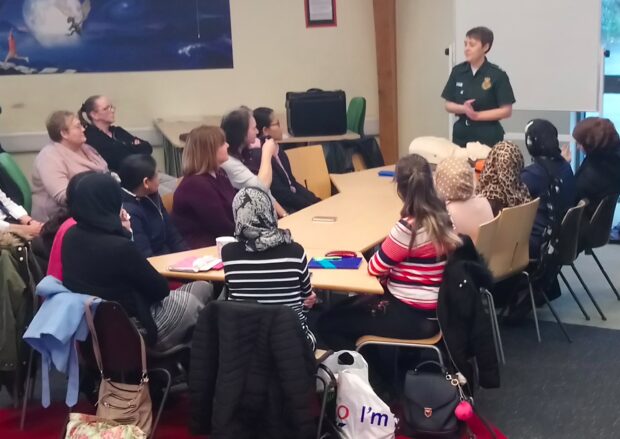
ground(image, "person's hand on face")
xmin=262 ymin=138 xmax=278 ymax=157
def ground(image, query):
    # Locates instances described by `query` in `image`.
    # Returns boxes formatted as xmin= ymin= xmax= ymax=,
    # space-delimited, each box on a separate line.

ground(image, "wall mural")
xmin=0 ymin=0 xmax=233 ymax=75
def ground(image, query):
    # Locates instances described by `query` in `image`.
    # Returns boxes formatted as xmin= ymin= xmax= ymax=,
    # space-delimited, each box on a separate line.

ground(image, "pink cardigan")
xmin=31 ymin=142 xmax=108 ymax=221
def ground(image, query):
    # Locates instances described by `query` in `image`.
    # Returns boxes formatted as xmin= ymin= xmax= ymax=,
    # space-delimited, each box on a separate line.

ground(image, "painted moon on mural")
xmin=22 ymin=0 xmax=88 ymax=47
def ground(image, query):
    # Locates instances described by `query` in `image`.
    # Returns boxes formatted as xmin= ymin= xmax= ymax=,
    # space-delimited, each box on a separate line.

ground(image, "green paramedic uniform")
xmin=441 ymin=59 xmax=516 ymax=147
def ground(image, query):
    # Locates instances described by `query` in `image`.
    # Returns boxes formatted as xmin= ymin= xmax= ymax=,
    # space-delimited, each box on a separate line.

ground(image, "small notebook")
xmin=308 ymin=257 xmax=362 ymax=269
xmin=168 ymin=255 xmax=223 ymax=273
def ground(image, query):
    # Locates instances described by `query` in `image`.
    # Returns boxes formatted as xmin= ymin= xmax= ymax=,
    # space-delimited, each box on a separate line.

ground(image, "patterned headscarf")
xmin=435 ymin=157 xmax=475 ymax=202
xmin=232 ymin=187 xmax=292 ymax=252
xmin=476 ymin=141 xmax=531 ymax=208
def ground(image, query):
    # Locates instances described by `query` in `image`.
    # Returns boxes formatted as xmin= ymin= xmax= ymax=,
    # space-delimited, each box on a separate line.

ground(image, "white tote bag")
xmin=317 ymin=350 xmax=369 ymax=392
xmin=335 ymin=370 xmax=396 ymax=439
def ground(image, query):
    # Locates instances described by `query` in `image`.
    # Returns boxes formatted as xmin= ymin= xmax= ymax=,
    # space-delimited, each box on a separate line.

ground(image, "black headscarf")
xmin=68 ymin=172 xmax=127 ymax=236
xmin=525 ymin=119 xmax=561 ymax=159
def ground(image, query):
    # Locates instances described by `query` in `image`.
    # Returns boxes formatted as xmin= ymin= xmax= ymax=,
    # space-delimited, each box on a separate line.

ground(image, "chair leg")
xmin=590 ymin=250 xmax=620 ymax=300
xmin=149 ymin=368 xmax=172 ymax=439
xmin=20 ymin=349 xmax=35 ymax=430
xmin=559 ymin=270 xmax=590 ymax=320
xmin=482 ymin=288 xmax=505 ymax=365
xmin=523 ymin=272 xmax=541 ymax=343
xmin=539 ymin=286 xmax=572 ymax=343
xmin=571 ymin=263 xmax=607 ymax=320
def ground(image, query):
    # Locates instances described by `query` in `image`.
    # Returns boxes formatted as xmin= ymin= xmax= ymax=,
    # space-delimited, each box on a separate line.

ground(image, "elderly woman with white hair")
xmin=434 ymin=157 xmax=494 ymax=241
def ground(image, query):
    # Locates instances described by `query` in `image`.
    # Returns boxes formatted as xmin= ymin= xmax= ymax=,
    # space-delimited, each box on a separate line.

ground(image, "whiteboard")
xmin=454 ymin=0 xmax=602 ymax=112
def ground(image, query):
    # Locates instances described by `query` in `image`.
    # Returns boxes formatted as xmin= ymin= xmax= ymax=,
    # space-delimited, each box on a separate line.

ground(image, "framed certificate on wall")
xmin=305 ymin=0 xmax=337 ymax=27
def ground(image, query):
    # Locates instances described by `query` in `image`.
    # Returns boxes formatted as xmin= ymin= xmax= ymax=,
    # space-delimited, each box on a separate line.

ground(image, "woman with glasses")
xmin=78 ymin=95 xmax=153 ymax=173
xmin=248 ymin=107 xmax=320 ymax=213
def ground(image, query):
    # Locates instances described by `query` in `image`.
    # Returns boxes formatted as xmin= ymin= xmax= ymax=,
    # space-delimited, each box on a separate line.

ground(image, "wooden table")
xmin=148 ymin=246 xmax=383 ymax=295
xmin=154 ymin=116 xmax=361 ymax=176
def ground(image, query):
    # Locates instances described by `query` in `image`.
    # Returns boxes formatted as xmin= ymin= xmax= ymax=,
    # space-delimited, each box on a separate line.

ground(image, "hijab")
xmin=68 ymin=172 xmax=126 ymax=236
xmin=232 ymin=187 xmax=292 ymax=252
xmin=434 ymin=157 xmax=475 ymax=202
xmin=477 ymin=141 xmax=531 ymax=208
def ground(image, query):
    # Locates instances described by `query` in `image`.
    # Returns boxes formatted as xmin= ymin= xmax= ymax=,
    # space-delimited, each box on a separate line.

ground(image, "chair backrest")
xmin=584 ymin=193 xmax=620 ymax=249
xmin=80 ymin=302 xmax=144 ymax=377
xmin=474 ymin=214 xmax=500 ymax=264
xmin=0 ymin=152 xmax=32 ymax=213
xmin=162 ymin=192 xmax=174 ymax=213
xmin=347 ymin=97 xmax=366 ymax=135
xmin=286 ymin=144 xmax=332 ymax=199
xmin=556 ymin=200 xmax=587 ymax=265
xmin=485 ymin=198 xmax=540 ymax=279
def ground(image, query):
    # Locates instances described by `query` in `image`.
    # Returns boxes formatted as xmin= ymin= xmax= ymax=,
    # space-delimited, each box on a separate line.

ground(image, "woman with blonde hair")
xmin=172 ymin=126 xmax=236 ymax=248
xmin=318 ymin=154 xmax=461 ymax=350
xmin=435 ymin=157 xmax=494 ymax=241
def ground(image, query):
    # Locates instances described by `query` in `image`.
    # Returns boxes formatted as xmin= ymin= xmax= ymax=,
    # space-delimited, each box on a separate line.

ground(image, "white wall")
xmin=0 ymin=0 xmax=378 ymax=144
xmin=396 ymin=0 xmax=455 ymax=156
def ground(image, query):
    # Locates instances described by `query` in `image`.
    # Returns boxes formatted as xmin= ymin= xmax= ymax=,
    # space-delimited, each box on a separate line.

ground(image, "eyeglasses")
xmin=100 ymin=105 xmax=115 ymax=112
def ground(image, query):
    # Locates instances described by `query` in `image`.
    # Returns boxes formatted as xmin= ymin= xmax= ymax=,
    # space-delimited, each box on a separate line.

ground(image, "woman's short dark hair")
xmin=253 ymin=107 xmax=274 ymax=135
xmin=118 ymin=155 xmax=157 ymax=191
xmin=221 ymin=107 xmax=251 ymax=158
xmin=466 ymin=26 xmax=494 ymax=53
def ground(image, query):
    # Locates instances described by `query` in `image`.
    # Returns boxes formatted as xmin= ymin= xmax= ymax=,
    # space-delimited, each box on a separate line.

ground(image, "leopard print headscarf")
xmin=476 ymin=141 xmax=531 ymax=209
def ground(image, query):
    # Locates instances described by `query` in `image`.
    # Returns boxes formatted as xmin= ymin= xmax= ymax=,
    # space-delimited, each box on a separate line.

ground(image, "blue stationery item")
xmin=378 ymin=170 xmax=395 ymax=177
xmin=309 ymin=257 xmax=363 ymax=269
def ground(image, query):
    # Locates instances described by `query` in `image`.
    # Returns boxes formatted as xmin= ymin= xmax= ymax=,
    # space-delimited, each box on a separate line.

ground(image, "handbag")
xmin=402 ymin=360 xmax=463 ymax=438
xmin=84 ymin=301 xmax=153 ymax=435
xmin=65 ymin=413 xmax=146 ymax=439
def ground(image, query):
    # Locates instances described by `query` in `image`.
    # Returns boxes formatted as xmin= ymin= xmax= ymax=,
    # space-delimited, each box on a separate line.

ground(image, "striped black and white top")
xmin=222 ymin=241 xmax=315 ymax=347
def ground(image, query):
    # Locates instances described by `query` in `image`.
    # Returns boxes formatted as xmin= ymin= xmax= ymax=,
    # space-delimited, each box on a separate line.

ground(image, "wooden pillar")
xmin=373 ymin=0 xmax=399 ymax=164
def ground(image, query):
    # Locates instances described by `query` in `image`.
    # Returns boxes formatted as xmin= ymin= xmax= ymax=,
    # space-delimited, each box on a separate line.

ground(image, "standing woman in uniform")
xmin=442 ymin=27 xmax=516 ymax=148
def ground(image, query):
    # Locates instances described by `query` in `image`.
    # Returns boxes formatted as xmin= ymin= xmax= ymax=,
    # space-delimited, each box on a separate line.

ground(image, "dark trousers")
xmin=317 ymin=293 xmax=439 ymax=351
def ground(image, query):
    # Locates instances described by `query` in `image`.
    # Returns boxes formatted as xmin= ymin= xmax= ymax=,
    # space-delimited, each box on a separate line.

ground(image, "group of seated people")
xmin=2 ymin=98 xmax=620 ymax=383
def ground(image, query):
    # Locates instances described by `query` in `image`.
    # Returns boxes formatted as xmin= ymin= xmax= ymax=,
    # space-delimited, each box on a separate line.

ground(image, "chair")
xmin=574 ymin=193 xmax=620 ymax=302
xmin=474 ymin=215 xmax=504 ymax=364
xmin=347 ymin=97 xmax=366 ymax=135
xmin=355 ymin=332 xmax=445 ymax=368
xmin=0 ymin=151 xmax=32 ymax=213
xmin=161 ymin=192 xmax=174 ymax=213
xmin=78 ymin=302 xmax=173 ymax=439
xmin=556 ymin=200 xmax=606 ymax=321
xmin=476 ymin=199 xmax=568 ymax=343
xmin=286 ymin=144 xmax=332 ymax=199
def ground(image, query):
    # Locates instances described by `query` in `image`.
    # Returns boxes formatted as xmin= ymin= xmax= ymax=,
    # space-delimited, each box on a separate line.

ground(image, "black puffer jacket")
xmin=189 ymin=301 xmax=317 ymax=438
xmin=437 ymin=236 xmax=499 ymax=389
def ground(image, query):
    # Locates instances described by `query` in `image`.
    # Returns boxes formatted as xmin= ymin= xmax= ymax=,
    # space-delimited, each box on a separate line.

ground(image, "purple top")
xmin=171 ymin=170 xmax=237 ymax=249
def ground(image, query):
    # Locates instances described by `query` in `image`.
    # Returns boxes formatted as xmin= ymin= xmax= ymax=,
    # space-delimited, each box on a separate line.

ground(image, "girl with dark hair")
xmin=521 ymin=119 xmax=575 ymax=257
xmin=119 ymin=154 xmax=187 ymax=257
xmin=61 ymin=172 xmax=213 ymax=350
xmin=220 ymin=107 xmax=288 ymax=217
xmin=248 ymin=107 xmax=320 ymax=212
xmin=318 ymin=154 xmax=461 ymax=351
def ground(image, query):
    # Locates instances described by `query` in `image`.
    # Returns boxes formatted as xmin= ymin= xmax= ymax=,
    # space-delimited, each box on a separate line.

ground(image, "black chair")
xmin=575 ymin=193 xmax=620 ymax=303
xmin=78 ymin=302 xmax=172 ymax=438
xmin=557 ymin=200 xmax=606 ymax=320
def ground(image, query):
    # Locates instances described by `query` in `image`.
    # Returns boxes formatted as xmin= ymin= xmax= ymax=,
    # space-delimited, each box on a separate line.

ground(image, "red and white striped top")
xmin=368 ymin=219 xmax=447 ymax=310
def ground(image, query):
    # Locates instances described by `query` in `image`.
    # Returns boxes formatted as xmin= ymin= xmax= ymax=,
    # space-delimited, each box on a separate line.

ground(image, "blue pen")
xmin=378 ymin=170 xmax=395 ymax=177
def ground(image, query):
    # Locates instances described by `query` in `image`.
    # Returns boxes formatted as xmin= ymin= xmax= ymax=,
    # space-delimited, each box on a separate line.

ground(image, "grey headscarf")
xmin=232 ymin=187 xmax=292 ymax=252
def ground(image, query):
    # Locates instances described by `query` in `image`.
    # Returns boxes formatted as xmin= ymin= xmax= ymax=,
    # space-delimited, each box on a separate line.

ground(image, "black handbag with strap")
xmin=285 ymin=88 xmax=347 ymax=136
xmin=402 ymin=360 xmax=462 ymax=438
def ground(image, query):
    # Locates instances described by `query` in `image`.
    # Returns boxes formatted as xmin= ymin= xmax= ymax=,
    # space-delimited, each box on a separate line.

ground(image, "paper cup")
xmin=216 ymin=236 xmax=237 ymax=258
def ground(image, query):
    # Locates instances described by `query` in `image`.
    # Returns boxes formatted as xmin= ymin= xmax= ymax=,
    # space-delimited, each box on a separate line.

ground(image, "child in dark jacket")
xmin=119 ymin=155 xmax=187 ymax=257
